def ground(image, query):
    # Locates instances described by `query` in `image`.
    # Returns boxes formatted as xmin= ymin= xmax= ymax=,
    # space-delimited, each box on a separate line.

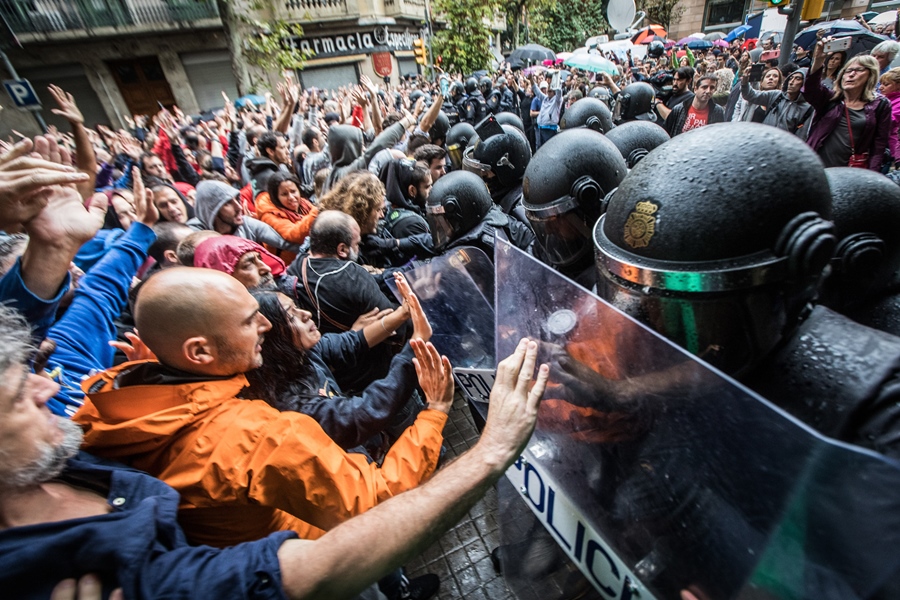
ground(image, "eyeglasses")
xmin=844 ymin=67 xmax=868 ymax=74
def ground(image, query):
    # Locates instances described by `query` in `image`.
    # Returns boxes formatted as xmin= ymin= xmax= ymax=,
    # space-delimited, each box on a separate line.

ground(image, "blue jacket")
xmin=47 ymin=223 xmax=156 ymax=416
xmin=0 ymin=258 xmax=69 ymax=343
xmin=0 ymin=453 xmax=294 ymax=600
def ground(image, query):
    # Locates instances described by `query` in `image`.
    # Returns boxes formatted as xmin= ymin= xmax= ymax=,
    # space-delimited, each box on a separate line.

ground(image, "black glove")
xmin=362 ymin=234 xmax=396 ymax=256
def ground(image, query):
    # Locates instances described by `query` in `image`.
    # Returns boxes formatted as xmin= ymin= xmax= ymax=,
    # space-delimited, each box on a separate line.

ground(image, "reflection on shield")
xmin=493 ymin=239 xmax=900 ymax=600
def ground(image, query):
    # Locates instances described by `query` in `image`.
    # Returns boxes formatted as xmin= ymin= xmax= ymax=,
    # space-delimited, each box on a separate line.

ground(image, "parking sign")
xmin=3 ymin=79 xmax=41 ymax=109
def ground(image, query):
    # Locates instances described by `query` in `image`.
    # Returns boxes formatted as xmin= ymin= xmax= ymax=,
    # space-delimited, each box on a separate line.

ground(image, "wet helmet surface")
xmin=426 ymin=170 xmax=493 ymax=249
xmin=493 ymin=111 xmax=525 ymax=132
xmin=594 ymin=123 xmax=835 ymax=375
xmin=465 ymin=77 xmax=479 ymax=94
xmin=559 ymin=98 xmax=615 ymax=133
xmin=479 ymin=76 xmax=493 ymax=96
xmin=613 ymin=82 xmax=657 ymax=123
xmin=523 ymin=128 xmax=627 ymax=268
xmin=605 ymin=120 xmax=670 ymax=168
xmin=464 ymin=123 xmax=532 ymax=192
xmin=431 ymin=111 xmax=451 ymax=143
xmin=446 ymin=122 xmax=478 ymax=170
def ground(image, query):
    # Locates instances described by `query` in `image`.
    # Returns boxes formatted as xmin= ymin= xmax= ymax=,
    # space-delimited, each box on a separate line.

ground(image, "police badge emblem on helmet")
xmin=624 ymin=201 xmax=658 ymax=248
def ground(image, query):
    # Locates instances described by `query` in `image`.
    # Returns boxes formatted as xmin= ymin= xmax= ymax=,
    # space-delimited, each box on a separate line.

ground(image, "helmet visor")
xmin=524 ymin=195 xmax=589 ymax=267
xmin=426 ymin=203 xmax=455 ymax=250
xmin=447 ymin=143 xmax=465 ymax=171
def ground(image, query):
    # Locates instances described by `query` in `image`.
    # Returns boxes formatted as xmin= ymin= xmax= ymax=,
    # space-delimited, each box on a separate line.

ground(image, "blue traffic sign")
xmin=3 ymin=79 xmax=41 ymax=109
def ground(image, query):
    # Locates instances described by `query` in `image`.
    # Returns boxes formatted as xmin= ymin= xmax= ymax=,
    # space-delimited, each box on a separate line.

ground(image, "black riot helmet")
xmin=446 ymin=122 xmax=477 ymax=170
xmin=559 ymin=98 xmax=615 ymax=133
xmin=426 ymin=170 xmax=493 ymax=250
xmin=493 ymin=111 xmax=525 ymax=132
xmin=523 ymin=128 xmax=627 ymax=269
xmin=588 ymin=86 xmax=614 ymax=107
xmin=462 ymin=117 xmax=531 ymax=195
xmin=449 ymin=81 xmax=466 ymax=100
xmin=613 ymin=82 xmax=657 ymax=124
xmin=496 ymin=76 xmax=507 ymax=88
xmin=430 ymin=111 xmax=450 ymax=145
xmin=647 ymin=39 xmax=665 ymax=58
xmin=409 ymin=89 xmax=426 ymax=105
xmin=465 ymin=77 xmax=479 ymax=94
xmin=605 ymin=121 xmax=670 ymax=168
xmin=479 ymin=76 xmax=492 ymax=96
xmin=594 ymin=123 xmax=835 ymax=376
xmin=821 ymin=167 xmax=900 ymax=311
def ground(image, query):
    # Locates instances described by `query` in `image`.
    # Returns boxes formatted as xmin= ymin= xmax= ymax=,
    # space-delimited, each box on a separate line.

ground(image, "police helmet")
xmin=613 ymin=82 xmax=657 ymax=123
xmin=559 ymin=98 xmax=615 ymax=134
xmin=409 ymin=90 xmax=426 ymax=105
xmin=604 ymin=121 xmax=670 ymax=168
xmin=479 ymin=76 xmax=492 ymax=96
xmin=494 ymin=111 xmax=525 ymax=132
xmin=647 ymin=40 xmax=665 ymax=58
xmin=496 ymin=76 xmax=507 ymax=88
xmin=594 ymin=123 xmax=835 ymax=375
xmin=821 ymin=167 xmax=900 ymax=311
xmin=523 ymin=128 xmax=627 ymax=269
xmin=449 ymin=81 xmax=466 ymax=99
xmin=426 ymin=170 xmax=493 ymax=250
xmin=431 ymin=111 xmax=451 ymax=144
xmin=589 ymin=86 xmax=614 ymax=107
xmin=446 ymin=122 xmax=477 ymax=170
xmin=463 ymin=119 xmax=531 ymax=195
xmin=465 ymin=77 xmax=479 ymax=95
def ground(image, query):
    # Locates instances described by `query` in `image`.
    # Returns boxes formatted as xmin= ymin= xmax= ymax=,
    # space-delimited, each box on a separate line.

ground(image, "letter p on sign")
xmin=3 ymin=79 xmax=41 ymax=109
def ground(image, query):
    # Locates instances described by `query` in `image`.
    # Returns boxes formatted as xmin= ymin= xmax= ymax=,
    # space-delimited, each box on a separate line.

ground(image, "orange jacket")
xmin=256 ymin=192 xmax=318 ymax=264
xmin=74 ymin=361 xmax=446 ymax=548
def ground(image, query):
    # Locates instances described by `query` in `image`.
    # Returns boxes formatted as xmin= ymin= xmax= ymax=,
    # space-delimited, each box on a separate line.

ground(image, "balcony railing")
xmin=0 ymin=0 xmax=220 ymax=37
xmin=383 ymin=0 xmax=426 ymax=20
xmin=282 ymin=0 xmax=356 ymax=22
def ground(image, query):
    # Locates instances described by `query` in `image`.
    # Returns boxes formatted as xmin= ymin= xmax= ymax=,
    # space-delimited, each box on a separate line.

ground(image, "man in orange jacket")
xmin=74 ymin=267 xmax=449 ymax=549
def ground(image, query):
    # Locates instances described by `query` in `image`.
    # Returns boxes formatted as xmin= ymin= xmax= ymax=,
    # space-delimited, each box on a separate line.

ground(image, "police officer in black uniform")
xmin=592 ymin=122 xmax=900 ymax=459
xmin=445 ymin=122 xmax=477 ymax=171
xmin=613 ymin=82 xmax=658 ymax=124
xmin=444 ymin=80 xmax=467 ymax=126
xmin=522 ymin=128 xmax=626 ymax=287
xmin=820 ymin=166 xmax=900 ymax=337
xmin=463 ymin=77 xmax=489 ymax=124
xmin=484 ymin=76 xmax=503 ymax=114
xmin=462 ymin=117 xmax=532 ymax=227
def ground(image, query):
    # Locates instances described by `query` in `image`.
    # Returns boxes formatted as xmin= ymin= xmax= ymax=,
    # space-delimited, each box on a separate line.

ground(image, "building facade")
xmin=0 ymin=0 xmax=431 ymax=136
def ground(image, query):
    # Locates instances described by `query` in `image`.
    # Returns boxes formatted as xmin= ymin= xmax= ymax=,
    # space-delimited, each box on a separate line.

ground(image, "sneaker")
xmin=398 ymin=573 xmax=440 ymax=600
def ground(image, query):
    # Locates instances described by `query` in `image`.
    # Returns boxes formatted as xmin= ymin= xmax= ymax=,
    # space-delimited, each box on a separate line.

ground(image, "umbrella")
xmin=724 ymin=24 xmax=752 ymax=42
xmin=235 ymin=94 xmax=266 ymax=108
xmin=860 ymin=11 xmax=880 ymax=22
xmin=794 ymin=19 xmax=868 ymax=49
xmin=665 ymin=41 xmax=676 ymax=49
xmin=713 ymin=39 xmax=730 ymax=48
xmin=523 ymin=65 xmax=547 ymax=76
xmin=632 ymin=25 xmax=667 ymax=44
xmin=508 ymin=43 xmax=556 ymax=65
xmin=871 ymin=10 xmax=896 ymax=25
xmin=687 ymin=39 xmax=713 ymax=50
xmin=677 ymin=36 xmax=695 ymax=45
xmin=759 ymin=30 xmax=782 ymax=45
xmin=563 ymin=53 xmax=618 ymax=75
xmin=639 ymin=35 xmax=667 ymax=45
xmin=689 ymin=32 xmax=706 ymax=39
xmin=832 ymin=30 xmax=889 ymax=58
xmin=704 ymin=31 xmax=726 ymax=41
xmin=556 ymin=51 xmax=573 ymax=60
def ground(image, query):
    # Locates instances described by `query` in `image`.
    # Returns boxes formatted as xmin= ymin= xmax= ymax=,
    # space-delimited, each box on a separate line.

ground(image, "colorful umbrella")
xmin=687 ymin=39 xmax=713 ymax=50
xmin=563 ymin=53 xmax=618 ymax=75
xmin=713 ymin=39 xmax=730 ymax=48
xmin=724 ymin=24 xmax=752 ymax=42
xmin=640 ymin=35 xmax=667 ymax=45
xmin=677 ymin=36 xmax=695 ymax=45
xmin=523 ymin=65 xmax=547 ymax=76
xmin=632 ymin=25 xmax=667 ymax=44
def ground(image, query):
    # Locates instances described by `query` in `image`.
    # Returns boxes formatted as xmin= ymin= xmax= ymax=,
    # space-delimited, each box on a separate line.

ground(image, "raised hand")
xmin=394 ymin=271 xmax=432 ymax=342
xmin=48 ymin=85 xmax=84 ymax=125
xmin=131 ymin=167 xmax=158 ymax=227
xmin=109 ymin=329 xmax=157 ymax=362
xmin=411 ymin=339 xmax=453 ymax=414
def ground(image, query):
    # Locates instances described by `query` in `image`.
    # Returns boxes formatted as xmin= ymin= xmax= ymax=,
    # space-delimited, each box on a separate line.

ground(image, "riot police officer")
xmin=464 ymin=76 xmax=489 ymax=123
xmin=593 ymin=122 xmax=900 ymax=459
xmin=588 ymin=86 xmax=614 ymax=108
xmin=820 ymin=167 xmax=900 ymax=336
xmin=523 ymin=128 xmax=626 ymax=286
xmin=445 ymin=80 xmax=467 ymax=125
xmin=462 ymin=117 xmax=532 ymax=227
xmin=604 ymin=120 xmax=670 ymax=168
xmin=445 ymin=122 xmax=477 ymax=171
xmin=613 ymin=82 xmax=658 ymax=124
xmin=558 ymin=97 xmax=615 ymax=133
xmin=493 ymin=111 xmax=525 ymax=132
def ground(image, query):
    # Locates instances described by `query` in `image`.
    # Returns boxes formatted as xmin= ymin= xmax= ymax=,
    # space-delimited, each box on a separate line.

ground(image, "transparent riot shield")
xmin=494 ymin=239 xmax=900 ymax=600
xmin=385 ymin=246 xmax=495 ymax=369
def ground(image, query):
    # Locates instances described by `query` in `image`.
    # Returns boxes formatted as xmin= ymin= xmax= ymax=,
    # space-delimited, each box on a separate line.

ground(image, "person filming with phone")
xmin=804 ymin=37 xmax=891 ymax=170
xmin=734 ymin=63 xmax=813 ymax=138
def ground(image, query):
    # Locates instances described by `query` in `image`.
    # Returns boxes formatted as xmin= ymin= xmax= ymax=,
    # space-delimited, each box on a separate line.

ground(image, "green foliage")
xmin=433 ymin=0 xmax=495 ymax=74
xmin=531 ymin=0 xmax=609 ymax=52
xmin=242 ymin=18 xmax=309 ymax=71
xmin=638 ymin=0 xmax=684 ymax=31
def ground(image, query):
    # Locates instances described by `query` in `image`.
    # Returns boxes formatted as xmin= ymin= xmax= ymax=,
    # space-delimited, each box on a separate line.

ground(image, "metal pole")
xmin=0 ymin=48 xmax=47 ymax=133
xmin=779 ymin=0 xmax=806 ymax=68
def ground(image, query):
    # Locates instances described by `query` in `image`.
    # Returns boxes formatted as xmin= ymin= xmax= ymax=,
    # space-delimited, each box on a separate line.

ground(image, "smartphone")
xmin=748 ymin=63 xmax=765 ymax=83
xmin=823 ymin=37 xmax=852 ymax=54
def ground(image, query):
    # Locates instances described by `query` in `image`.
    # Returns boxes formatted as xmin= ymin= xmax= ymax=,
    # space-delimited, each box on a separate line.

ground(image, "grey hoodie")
xmin=322 ymin=121 xmax=408 ymax=194
xmin=186 ymin=180 xmax=301 ymax=253
xmin=736 ymin=69 xmax=813 ymax=139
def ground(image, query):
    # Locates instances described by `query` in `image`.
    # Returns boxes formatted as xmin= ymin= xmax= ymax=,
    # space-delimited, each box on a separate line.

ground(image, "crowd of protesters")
xmin=1 ymin=12 xmax=900 ymax=600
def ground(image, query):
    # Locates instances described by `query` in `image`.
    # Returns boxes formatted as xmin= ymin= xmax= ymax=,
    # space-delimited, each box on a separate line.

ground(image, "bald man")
xmin=73 ymin=267 xmax=449 ymax=549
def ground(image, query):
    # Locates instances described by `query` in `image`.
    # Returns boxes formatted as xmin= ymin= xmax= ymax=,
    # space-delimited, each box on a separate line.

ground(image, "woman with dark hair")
xmin=822 ymin=50 xmax=847 ymax=90
xmin=244 ymin=271 xmax=439 ymax=457
xmin=256 ymin=171 xmax=319 ymax=263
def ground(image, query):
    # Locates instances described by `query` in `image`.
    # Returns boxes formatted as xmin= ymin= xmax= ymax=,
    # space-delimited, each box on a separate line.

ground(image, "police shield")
xmin=493 ymin=239 xmax=900 ymax=600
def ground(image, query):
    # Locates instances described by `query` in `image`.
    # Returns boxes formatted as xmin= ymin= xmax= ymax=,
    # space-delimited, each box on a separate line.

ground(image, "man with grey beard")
xmin=0 ymin=302 xmax=549 ymax=599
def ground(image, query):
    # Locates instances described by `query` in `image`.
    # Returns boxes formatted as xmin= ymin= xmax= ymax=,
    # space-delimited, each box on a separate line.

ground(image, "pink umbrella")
xmin=713 ymin=39 xmax=729 ymax=48
xmin=542 ymin=58 xmax=555 ymax=66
